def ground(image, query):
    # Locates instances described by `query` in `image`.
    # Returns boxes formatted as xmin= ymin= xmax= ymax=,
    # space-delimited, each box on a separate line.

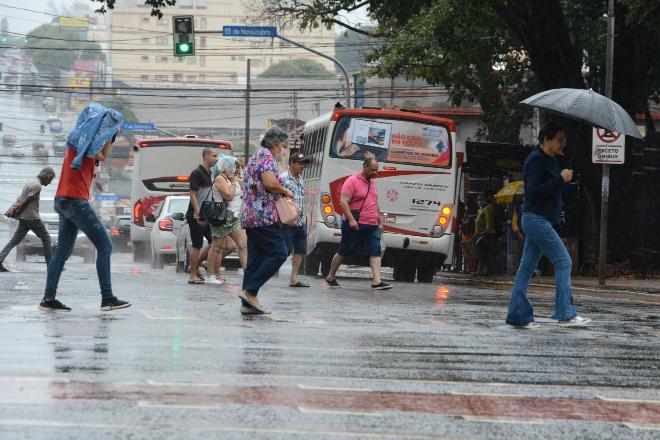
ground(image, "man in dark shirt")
xmin=186 ymin=147 xmax=219 ymax=284
xmin=506 ymin=122 xmax=591 ymax=328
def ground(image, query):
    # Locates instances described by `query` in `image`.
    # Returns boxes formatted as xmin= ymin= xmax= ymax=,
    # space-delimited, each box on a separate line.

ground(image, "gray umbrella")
xmin=520 ymin=88 xmax=643 ymax=139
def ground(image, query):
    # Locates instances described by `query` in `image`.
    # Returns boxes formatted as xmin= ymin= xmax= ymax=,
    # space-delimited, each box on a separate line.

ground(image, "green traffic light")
xmin=176 ymin=42 xmax=192 ymax=55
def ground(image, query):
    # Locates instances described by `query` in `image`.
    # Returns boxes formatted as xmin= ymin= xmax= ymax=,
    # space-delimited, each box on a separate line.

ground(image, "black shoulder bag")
xmin=198 ymin=186 xmax=227 ymax=226
xmin=349 ymin=181 xmax=371 ymax=223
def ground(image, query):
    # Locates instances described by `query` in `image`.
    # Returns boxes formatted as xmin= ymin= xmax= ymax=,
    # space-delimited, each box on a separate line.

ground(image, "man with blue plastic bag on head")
xmin=39 ymin=103 xmax=131 ymax=312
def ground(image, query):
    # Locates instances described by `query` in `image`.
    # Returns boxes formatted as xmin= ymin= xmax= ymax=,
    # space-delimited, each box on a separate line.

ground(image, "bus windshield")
xmin=329 ymin=116 xmax=452 ymax=168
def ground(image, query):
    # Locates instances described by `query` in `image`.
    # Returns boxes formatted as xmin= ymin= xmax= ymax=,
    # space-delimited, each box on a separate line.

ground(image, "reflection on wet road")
xmin=0 ymin=250 xmax=659 ymax=439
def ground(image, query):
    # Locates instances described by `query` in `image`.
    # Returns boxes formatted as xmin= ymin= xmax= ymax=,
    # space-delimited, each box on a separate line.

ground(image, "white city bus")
xmin=299 ymin=108 xmax=464 ymax=283
xmin=130 ymin=137 xmax=233 ymax=262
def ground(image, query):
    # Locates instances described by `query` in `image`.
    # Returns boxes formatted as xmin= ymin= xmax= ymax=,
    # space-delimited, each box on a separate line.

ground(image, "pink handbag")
xmin=275 ymin=197 xmax=302 ymax=227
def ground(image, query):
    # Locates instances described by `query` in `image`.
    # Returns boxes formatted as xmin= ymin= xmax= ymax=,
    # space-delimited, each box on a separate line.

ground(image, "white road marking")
xmin=596 ymin=396 xmax=660 ymax=405
xmin=623 ymin=423 xmax=660 ymax=431
xmin=459 ymin=415 xmax=546 ymax=424
xmin=297 ymin=384 xmax=374 ymax=392
xmin=297 ymin=406 xmax=382 ymax=416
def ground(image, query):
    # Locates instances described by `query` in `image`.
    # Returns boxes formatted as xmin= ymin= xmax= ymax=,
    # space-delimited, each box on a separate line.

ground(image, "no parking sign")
xmin=592 ymin=128 xmax=625 ymax=164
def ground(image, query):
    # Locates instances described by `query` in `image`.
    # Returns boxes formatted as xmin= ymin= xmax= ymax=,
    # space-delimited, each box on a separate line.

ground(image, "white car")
xmin=150 ymin=195 xmax=190 ymax=269
xmin=16 ymin=198 xmax=96 ymax=263
xmin=172 ymin=212 xmax=240 ymax=275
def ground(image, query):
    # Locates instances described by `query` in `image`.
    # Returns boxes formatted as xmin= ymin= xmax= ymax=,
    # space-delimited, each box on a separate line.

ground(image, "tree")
xmin=259 ymin=58 xmax=335 ymax=79
xmin=23 ymin=23 xmax=105 ymax=77
xmin=106 ymin=96 xmax=138 ymax=123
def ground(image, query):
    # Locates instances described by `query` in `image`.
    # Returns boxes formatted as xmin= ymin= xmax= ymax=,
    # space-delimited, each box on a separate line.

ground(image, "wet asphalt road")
xmin=0 ymin=242 xmax=659 ymax=439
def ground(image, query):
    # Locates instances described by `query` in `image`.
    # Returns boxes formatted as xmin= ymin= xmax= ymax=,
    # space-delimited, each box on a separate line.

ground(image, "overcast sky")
xmin=0 ymin=1 xmax=84 ymax=35
xmin=0 ymin=1 xmax=373 ymax=36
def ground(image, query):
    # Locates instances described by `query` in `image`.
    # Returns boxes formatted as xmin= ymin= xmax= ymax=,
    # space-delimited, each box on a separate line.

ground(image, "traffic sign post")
xmin=592 ymin=128 xmax=625 ymax=164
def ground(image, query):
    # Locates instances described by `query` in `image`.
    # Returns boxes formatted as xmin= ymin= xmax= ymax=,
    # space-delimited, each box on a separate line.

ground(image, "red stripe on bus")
xmin=328 ymin=170 xmax=452 ymax=215
xmin=382 ymin=225 xmax=430 ymax=237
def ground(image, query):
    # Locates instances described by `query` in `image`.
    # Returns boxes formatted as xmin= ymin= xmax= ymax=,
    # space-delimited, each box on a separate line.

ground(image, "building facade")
xmin=109 ymin=0 xmax=337 ymax=87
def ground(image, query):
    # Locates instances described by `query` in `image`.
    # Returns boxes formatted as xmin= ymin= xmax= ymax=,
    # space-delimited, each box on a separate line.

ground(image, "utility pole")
xmin=244 ymin=59 xmax=251 ymax=159
xmin=598 ymin=0 xmax=615 ymax=285
xmin=293 ymin=90 xmax=298 ymax=148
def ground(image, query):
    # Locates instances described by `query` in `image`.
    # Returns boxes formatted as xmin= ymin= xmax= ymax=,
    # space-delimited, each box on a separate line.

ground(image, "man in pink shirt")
xmin=325 ymin=158 xmax=392 ymax=290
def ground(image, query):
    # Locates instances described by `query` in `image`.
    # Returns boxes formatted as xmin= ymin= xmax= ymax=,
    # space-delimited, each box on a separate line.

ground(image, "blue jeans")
xmin=242 ymin=224 xmax=288 ymax=296
xmin=506 ymin=212 xmax=577 ymax=325
xmin=44 ymin=197 xmax=113 ymax=300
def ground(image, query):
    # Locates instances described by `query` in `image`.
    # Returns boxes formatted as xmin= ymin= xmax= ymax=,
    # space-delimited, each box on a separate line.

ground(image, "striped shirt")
xmin=281 ymin=170 xmax=305 ymax=226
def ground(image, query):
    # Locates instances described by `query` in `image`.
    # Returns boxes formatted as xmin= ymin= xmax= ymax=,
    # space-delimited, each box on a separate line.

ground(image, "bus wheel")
xmin=304 ymin=253 xmax=320 ymax=276
xmin=320 ymin=253 xmax=332 ymax=278
xmin=416 ymin=263 xmax=436 ymax=283
xmin=393 ymin=263 xmax=416 ymax=282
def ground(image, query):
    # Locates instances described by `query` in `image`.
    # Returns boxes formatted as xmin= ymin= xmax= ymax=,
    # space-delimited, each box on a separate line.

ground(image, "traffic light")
xmin=172 ymin=16 xmax=195 ymax=56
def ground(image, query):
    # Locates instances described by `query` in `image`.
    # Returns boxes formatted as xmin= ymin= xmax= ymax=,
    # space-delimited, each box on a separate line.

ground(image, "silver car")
xmin=172 ymin=211 xmax=240 ymax=274
xmin=16 ymin=198 xmax=96 ymax=263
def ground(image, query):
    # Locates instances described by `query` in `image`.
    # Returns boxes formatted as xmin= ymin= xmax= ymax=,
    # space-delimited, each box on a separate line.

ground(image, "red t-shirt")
xmin=56 ymin=146 xmax=96 ymax=200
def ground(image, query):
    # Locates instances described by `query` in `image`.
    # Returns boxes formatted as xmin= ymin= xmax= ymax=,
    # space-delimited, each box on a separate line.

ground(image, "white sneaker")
xmin=558 ymin=316 xmax=591 ymax=327
xmin=205 ymin=277 xmax=223 ymax=285
xmin=512 ymin=322 xmax=540 ymax=329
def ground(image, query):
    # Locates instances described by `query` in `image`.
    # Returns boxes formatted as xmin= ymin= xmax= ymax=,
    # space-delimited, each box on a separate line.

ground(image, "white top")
xmin=218 ymin=174 xmax=242 ymax=215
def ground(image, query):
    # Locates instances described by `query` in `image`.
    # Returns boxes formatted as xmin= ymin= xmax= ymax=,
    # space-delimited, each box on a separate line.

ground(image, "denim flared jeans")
xmin=506 ymin=212 xmax=577 ymax=325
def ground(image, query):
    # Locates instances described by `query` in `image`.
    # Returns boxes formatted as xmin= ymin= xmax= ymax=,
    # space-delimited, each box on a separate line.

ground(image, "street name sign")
xmin=95 ymin=193 xmax=121 ymax=202
xmin=222 ymin=26 xmax=277 ymax=38
xmin=592 ymin=127 xmax=625 ymax=164
xmin=122 ymin=122 xmax=156 ymax=132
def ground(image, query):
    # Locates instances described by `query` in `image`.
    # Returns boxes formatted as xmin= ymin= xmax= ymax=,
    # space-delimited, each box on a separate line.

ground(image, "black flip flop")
xmin=289 ymin=281 xmax=310 ymax=288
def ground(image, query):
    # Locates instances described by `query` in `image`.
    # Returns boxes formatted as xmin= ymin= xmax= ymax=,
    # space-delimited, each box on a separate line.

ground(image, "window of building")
xmin=141 ymin=75 xmax=149 ymax=81
xmin=186 ymin=75 xmax=196 ymax=82
xmin=141 ymin=56 xmax=149 ymax=62
xmin=156 ymin=36 xmax=168 ymax=45
xmin=156 ymin=56 xmax=168 ymax=63
xmin=175 ymin=57 xmax=185 ymax=63
xmin=141 ymin=37 xmax=149 ymax=43
xmin=157 ymin=18 xmax=169 ymax=26
xmin=199 ymin=56 xmax=206 ymax=67
xmin=141 ymin=17 xmax=149 ymax=24
xmin=231 ymin=18 xmax=238 ymax=23
xmin=238 ymin=56 xmax=245 ymax=61
xmin=155 ymin=75 xmax=168 ymax=81
xmin=200 ymin=36 xmax=206 ymax=48
xmin=173 ymin=74 xmax=183 ymax=81
xmin=200 ymin=17 xmax=207 ymax=27
xmin=199 ymin=74 xmax=206 ymax=82
xmin=178 ymin=0 xmax=193 ymax=8
xmin=231 ymin=56 xmax=236 ymax=61
xmin=196 ymin=0 xmax=208 ymax=9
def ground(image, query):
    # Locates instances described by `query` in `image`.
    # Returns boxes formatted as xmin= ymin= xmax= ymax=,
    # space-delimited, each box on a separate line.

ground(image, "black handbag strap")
xmin=357 ymin=181 xmax=371 ymax=213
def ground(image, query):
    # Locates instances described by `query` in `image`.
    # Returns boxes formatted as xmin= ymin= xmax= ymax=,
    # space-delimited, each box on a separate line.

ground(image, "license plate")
xmin=47 ymin=224 xmax=59 ymax=231
xmin=383 ymin=215 xmax=396 ymax=223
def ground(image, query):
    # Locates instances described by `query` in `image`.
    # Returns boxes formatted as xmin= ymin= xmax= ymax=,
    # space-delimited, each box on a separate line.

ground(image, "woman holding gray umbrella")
xmin=505 ymin=121 xmax=591 ymax=328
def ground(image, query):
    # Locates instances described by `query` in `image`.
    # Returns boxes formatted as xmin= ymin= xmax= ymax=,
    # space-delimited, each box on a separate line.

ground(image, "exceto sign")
xmin=592 ymin=128 xmax=625 ymax=164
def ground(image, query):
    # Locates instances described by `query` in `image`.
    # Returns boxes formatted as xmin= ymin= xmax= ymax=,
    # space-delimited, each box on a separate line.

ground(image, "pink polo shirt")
xmin=341 ymin=172 xmax=379 ymax=225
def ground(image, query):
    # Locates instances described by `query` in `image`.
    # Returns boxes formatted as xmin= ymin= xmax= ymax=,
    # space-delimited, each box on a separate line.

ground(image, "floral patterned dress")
xmin=240 ymin=147 xmax=282 ymax=229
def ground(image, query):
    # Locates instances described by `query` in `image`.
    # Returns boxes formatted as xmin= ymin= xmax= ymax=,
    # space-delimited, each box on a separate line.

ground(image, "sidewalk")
xmin=434 ymin=271 xmax=660 ymax=297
